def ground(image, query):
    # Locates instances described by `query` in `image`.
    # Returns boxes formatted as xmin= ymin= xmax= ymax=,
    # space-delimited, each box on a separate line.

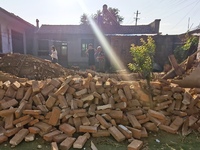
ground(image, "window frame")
xmin=81 ymin=39 xmax=94 ymax=57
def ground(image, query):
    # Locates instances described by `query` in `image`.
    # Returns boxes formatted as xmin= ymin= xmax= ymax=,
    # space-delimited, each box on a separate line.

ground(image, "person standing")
xmin=96 ymin=46 xmax=105 ymax=72
xmin=105 ymin=53 xmax=111 ymax=72
xmin=86 ymin=43 xmax=95 ymax=70
xmin=50 ymin=46 xmax=58 ymax=63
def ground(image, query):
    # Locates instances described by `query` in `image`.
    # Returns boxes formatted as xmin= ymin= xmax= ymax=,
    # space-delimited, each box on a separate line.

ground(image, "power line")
xmin=162 ymin=0 xmax=199 ymax=19
xmin=171 ymin=0 xmax=200 ymax=30
xmin=125 ymin=12 xmax=135 ymax=24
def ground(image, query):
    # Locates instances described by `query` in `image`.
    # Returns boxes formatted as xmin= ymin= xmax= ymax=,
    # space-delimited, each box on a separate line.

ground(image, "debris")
xmin=155 ymin=139 xmax=160 ymax=143
xmin=0 ymin=54 xmax=199 ymax=150
xmin=0 ymin=53 xmax=69 ymax=80
xmin=37 ymin=145 xmax=42 ymax=149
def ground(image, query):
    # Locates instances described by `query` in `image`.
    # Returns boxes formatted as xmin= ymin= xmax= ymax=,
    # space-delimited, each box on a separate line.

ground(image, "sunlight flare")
xmin=77 ymin=1 xmax=127 ymax=72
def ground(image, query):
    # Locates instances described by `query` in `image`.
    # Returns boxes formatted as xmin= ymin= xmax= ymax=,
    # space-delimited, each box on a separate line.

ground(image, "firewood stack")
xmin=0 ymin=73 xmax=199 ymax=150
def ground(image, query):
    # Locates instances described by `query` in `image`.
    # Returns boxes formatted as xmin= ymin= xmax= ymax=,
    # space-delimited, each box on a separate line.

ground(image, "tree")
xmin=80 ymin=13 xmax=89 ymax=25
xmin=95 ymin=7 xmax=124 ymax=25
xmin=128 ymin=36 xmax=155 ymax=107
xmin=80 ymin=5 xmax=124 ymax=25
xmin=128 ymin=37 xmax=155 ymax=81
xmin=174 ymin=34 xmax=198 ymax=63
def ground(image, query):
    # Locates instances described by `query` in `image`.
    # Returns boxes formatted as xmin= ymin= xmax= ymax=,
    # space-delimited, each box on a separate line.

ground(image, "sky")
xmin=0 ymin=0 xmax=200 ymax=35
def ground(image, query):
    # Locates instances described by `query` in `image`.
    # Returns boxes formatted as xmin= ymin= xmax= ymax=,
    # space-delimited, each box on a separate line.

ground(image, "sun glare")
xmin=77 ymin=1 xmax=129 ymax=79
xmin=56 ymin=0 xmax=76 ymax=6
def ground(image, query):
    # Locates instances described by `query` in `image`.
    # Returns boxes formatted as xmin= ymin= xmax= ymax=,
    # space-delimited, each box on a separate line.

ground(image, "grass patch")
xmin=0 ymin=131 xmax=199 ymax=150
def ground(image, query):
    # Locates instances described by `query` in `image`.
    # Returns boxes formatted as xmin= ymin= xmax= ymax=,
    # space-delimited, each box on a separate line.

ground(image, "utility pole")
xmin=134 ymin=10 xmax=140 ymax=25
xmin=187 ymin=17 xmax=190 ymax=31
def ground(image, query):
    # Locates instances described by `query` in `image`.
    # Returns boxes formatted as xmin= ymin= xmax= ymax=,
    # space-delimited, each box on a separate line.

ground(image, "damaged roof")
xmin=37 ymin=19 xmax=160 ymax=35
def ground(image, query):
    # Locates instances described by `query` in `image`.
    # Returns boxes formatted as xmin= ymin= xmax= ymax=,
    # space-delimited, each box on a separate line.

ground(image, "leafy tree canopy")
xmin=128 ymin=36 xmax=156 ymax=81
xmin=80 ymin=13 xmax=89 ymax=25
xmin=80 ymin=6 xmax=124 ymax=25
xmin=174 ymin=34 xmax=198 ymax=63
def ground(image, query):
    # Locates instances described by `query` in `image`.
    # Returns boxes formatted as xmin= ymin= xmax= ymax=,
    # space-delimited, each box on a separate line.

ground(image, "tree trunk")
xmin=146 ymin=78 xmax=153 ymax=109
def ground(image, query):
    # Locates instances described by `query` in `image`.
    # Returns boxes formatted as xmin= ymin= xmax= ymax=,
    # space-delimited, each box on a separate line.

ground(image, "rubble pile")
xmin=0 ymin=53 xmax=68 ymax=80
xmin=162 ymin=50 xmax=200 ymax=88
xmin=0 ymin=73 xmax=199 ymax=150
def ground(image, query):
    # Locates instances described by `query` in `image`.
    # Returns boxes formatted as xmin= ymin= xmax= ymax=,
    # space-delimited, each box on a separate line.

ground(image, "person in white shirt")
xmin=50 ymin=46 xmax=58 ymax=63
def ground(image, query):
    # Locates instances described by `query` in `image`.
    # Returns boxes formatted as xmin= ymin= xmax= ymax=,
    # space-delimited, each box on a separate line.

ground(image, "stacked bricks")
xmin=0 ymin=73 xmax=199 ymax=150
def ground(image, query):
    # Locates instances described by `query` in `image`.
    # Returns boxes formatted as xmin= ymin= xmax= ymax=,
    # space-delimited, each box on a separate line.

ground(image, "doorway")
xmin=11 ymin=30 xmax=24 ymax=54
xmin=54 ymin=42 xmax=68 ymax=67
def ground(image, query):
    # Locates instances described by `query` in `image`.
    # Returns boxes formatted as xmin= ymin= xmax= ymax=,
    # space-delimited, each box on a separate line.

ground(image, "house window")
xmin=81 ymin=39 xmax=94 ymax=57
xmin=61 ymin=42 xmax=67 ymax=55
xmin=38 ymin=40 xmax=49 ymax=56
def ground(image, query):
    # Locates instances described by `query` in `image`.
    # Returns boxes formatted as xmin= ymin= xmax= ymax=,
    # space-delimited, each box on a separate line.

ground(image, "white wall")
xmin=1 ymin=25 xmax=12 ymax=53
xmin=0 ymin=13 xmax=26 ymax=53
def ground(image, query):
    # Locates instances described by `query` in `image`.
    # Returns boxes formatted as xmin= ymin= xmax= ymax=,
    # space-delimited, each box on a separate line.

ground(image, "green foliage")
xmin=128 ymin=37 xmax=156 ymax=80
xmin=80 ymin=7 xmax=124 ymax=25
xmin=174 ymin=35 xmax=198 ymax=63
xmin=103 ymin=7 xmax=124 ymax=25
xmin=182 ymin=35 xmax=198 ymax=50
xmin=80 ymin=13 xmax=89 ymax=25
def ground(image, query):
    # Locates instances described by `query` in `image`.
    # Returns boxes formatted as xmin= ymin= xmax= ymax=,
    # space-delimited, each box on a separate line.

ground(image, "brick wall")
xmin=109 ymin=35 xmax=181 ymax=70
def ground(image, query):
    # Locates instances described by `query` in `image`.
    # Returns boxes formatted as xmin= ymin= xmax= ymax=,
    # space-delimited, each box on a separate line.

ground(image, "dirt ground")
xmin=0 ymin=131 xmax=199 ymax=150
xmin=0 ymin=53 xmax=70 ymax=80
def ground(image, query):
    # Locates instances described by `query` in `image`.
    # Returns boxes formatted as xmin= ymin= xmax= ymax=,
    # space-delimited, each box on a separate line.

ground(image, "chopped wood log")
xmin=60 ymin=137 xmax=76 ymax=150
xmin=73 ymin=135 xmax=87 ymax=149
xmin=108 ymin=126 xmax=125 ymax=142
xmin=59 ymin=123 xmax=76 ymax=136
xmin=9 ymin=128 xmax=29 ymax=146
xmin=128 ymin=139 xmax=143 ymax=150
xmin=79 ymin=126 xmax=97 ymax=133
xmin=127 ymin=114 xmax=142 ymax=129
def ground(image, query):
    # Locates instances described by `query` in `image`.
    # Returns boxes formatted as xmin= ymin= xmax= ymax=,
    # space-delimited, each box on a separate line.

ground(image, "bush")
xmin=174 ymin=35 xmax=198 ymax=63
xmin=128 ymin=36 xmax=155 ymax=81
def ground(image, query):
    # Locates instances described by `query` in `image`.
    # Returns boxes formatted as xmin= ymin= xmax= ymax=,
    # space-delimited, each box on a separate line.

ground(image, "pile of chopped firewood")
xmin=0 ymin=73 xmax=199 ymax=150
